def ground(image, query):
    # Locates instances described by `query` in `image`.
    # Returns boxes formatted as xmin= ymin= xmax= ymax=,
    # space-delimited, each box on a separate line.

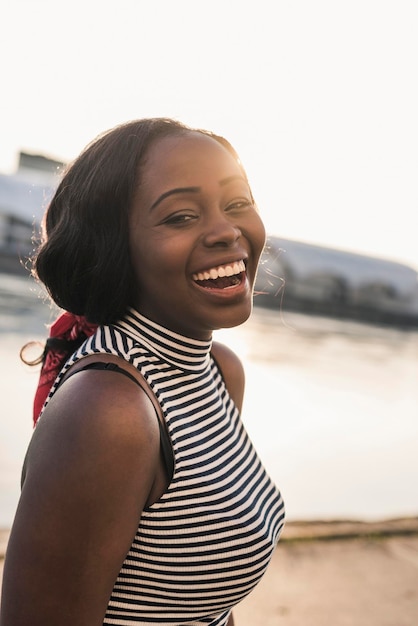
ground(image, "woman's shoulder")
xmin=49 ymin=353 xmax=158 ymax=426
xmin=211 ymin=341 xmax=243 ymax=369
xmin=27 ymin=355 xmax=162 ymax=487
xmin=211 ymin=341 xmax=245 ymax=411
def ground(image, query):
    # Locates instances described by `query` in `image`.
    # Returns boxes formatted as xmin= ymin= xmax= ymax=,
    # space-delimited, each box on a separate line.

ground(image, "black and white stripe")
xmin=45 ymin=308 xmax=285 ymax=625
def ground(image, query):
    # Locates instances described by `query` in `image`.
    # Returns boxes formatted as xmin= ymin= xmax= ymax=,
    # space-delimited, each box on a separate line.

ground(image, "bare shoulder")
xmin=27 ymin=363 xmax=161 ymax=485
xmin=211 ymin=341 xmax=245 ymax=411
xmin=23 ymin=363 xmax=163 ymax=518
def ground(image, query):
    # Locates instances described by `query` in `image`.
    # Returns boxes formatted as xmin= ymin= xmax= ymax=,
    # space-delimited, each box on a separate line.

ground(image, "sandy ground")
xmin=1 ymin=518 xmax=418 ymax=625
xmin=234 ymin=518 xmax=418 ymax=626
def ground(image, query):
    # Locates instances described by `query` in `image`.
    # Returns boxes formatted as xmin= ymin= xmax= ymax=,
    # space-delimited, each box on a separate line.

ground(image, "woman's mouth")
xmin=192 ymin=260 xmax=246 ymax=290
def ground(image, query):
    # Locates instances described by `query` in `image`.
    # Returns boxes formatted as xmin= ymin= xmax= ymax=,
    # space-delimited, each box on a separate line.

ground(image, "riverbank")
xmin=235 ymin=516 xmax=418 ymax=626
xmin=1 ymin=517 xmax=418 ymax=624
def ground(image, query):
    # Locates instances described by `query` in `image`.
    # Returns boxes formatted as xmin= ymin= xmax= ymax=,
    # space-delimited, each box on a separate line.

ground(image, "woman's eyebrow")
xmin=150 ymin=187 xmax=200 ymax=210
xmin=219 ymin=174 xmax=247 ymax=186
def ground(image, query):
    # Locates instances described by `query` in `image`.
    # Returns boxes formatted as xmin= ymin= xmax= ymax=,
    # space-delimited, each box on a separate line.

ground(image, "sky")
xmin=1 ymin=0 xmax=417 ymax=270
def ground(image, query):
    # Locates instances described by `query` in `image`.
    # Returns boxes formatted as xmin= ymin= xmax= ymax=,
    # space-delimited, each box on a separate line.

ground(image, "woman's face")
xmin=129 ymin=132 xmax=266 ymax=340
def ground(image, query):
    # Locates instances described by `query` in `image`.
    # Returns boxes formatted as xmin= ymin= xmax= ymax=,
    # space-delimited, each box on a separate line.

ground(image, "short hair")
xmin=33 ymin=118 xmax=248 ymax=325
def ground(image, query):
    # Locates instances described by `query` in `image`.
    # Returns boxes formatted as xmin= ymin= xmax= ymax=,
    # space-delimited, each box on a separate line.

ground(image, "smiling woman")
xmin=0 ymin=118 xmax=285 ymax=626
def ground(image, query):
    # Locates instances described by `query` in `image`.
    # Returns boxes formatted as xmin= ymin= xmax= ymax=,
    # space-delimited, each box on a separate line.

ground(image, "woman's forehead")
xmin=131 ymin=133 xmax=248 ymax=216
xmin=139 ymin=132 xmax=243 ymax=187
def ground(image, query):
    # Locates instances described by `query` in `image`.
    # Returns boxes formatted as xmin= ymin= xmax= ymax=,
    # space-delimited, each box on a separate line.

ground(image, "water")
xmin=1 ymin=272 xmax=417 ymax=528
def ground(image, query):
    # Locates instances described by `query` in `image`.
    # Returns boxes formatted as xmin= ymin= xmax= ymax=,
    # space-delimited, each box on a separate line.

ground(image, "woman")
xmin=0 ymin=118 xmax=285 ymax=625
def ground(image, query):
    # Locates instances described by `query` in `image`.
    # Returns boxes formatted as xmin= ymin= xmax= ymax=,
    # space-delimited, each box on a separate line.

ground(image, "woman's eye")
xmin=163 ymin=213 xmax=196 ymax=226
xmin=226 ymin=199 xmax=253 ymax=212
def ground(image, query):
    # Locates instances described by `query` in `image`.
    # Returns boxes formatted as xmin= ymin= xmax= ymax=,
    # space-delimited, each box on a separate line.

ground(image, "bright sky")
xmin=1 ymin=0 xmax=417 ymax=270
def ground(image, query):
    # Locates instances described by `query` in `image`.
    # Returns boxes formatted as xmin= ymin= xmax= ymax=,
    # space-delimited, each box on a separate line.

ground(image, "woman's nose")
xmin=202 ymin=214 xmax=242 ymax=247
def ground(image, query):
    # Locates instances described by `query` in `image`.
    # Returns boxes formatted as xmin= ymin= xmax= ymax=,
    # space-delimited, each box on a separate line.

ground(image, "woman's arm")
xmin=0 ymin=369 xmax=162 ymax=626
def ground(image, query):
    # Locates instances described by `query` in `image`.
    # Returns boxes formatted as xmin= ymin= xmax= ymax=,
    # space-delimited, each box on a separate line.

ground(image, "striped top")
xmin=45 ymin=308 xmax=285 ymax=625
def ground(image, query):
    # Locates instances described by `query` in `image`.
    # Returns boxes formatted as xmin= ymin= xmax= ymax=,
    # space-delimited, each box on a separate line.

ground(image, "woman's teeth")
xmin=193 ymin=260 xmax=245 ymax=282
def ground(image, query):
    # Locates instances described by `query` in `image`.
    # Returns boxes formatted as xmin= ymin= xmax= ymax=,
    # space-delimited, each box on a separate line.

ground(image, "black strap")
xmin=63 ymin=361 xmax=174 ymax=480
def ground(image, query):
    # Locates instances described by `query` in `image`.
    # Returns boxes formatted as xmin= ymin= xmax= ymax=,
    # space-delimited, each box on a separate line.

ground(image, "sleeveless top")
xmin=43 ymin=308 xmax=285 ymax=625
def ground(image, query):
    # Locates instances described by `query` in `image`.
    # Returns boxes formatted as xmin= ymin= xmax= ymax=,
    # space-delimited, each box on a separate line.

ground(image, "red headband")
xmin=33 ymin=312 xmax=98 ymax=425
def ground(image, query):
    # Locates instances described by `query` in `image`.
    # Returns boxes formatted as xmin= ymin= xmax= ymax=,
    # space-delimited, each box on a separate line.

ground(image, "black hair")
xmin=32 ymin=118 xmax=248 ymax=325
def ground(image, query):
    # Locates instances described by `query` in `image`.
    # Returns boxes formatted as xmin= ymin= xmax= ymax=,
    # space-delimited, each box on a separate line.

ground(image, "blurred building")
xmin=0 ymin=152 xmax=62 ymax=273
xmin=255 ymin=236 xmax=418 ymax=327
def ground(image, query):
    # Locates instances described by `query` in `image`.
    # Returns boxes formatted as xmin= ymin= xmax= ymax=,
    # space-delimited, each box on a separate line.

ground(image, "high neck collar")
xmin=114 ymin=307 xmax=213 ymax=373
